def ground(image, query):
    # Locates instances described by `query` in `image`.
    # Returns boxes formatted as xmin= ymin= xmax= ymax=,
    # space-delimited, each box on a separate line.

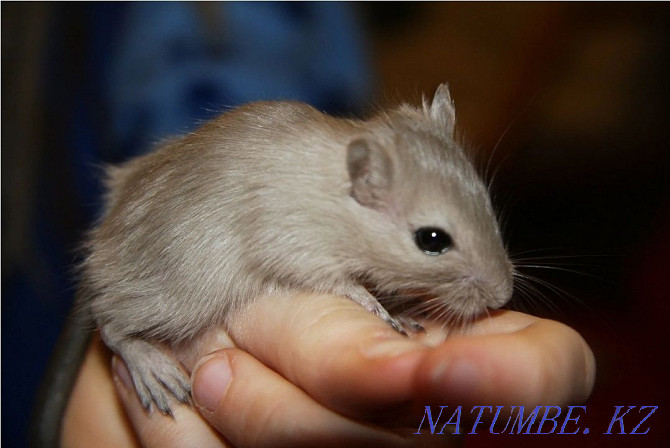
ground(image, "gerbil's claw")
xmin=395 ymin=315 xmax=425 ymax=334
xmin=141 ymin=396 xmax=152 ymax=412
xmin=158 ymin=401 xmax=174 ymax=418
xmin=387 ymin=315 xmax=426 ymax=336
xmin=388 ymin=318 xmax=409 ymax=336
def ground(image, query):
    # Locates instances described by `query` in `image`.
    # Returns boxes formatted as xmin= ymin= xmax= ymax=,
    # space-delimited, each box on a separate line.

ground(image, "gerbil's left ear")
xmin=430 ymin=83 xmax=456 ymax=134
xmin=347 ymin=139 xmax=393 ymax=209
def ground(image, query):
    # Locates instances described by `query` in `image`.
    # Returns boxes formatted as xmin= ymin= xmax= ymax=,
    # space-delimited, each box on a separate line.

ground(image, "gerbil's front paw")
xmin=394 ymin=315 xmax=425 ymax=334
xmin=342 ymin=285 xmax=424 ymax=336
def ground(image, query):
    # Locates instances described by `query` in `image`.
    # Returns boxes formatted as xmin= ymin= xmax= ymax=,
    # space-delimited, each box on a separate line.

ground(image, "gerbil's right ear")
xmin=430 ymin=83 xmax=456 ymax=135
xmin=347 ymin=139 xmax=393 ymax=209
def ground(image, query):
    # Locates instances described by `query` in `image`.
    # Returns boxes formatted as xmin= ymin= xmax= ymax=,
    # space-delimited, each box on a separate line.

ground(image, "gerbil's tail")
xmin=29 ymin=288 xmax=94 ymax=448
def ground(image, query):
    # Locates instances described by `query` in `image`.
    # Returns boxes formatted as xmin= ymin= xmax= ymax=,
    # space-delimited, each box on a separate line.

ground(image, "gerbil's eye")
xmin=414 ymin=227 xmax=453 ymax=255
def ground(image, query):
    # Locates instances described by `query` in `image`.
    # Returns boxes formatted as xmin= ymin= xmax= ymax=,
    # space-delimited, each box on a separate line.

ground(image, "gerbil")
xmin=80 ymin=83 xmax=514 ymax=414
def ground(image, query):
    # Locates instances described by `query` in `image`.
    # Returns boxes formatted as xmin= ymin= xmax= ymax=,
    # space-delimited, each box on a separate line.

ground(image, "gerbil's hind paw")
xmin=130 ymin=346 xmax=192 ymax=415
xmin=104 ymin=333 xmax=191 ymax=416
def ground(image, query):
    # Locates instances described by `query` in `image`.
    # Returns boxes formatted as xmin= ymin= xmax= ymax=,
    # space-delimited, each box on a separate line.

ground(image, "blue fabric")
xmin=106 ymin=2 xmax=371 ymax=161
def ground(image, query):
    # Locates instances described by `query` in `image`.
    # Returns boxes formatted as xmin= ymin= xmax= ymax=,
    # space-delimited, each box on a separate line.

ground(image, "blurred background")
xmin=2 ymin=3 xmax=669 ymax=447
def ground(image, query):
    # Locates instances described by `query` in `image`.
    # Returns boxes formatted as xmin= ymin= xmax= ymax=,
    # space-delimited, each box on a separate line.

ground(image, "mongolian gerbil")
xmin=80 ymin=83 xmax=514 ymax=414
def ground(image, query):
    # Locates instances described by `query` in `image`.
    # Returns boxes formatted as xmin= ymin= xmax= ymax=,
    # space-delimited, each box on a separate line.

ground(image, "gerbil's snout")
xmin=478 ymin=259 xmax=514 ymax=309
xmin=486 ymin=277 xmax=514 ymax=309
xmin=426 ymin=267 xmax=513 ymax=320
xmin=451 ymin=263 xmax=514 ymax=315
xmin=459 ymin=277 xmax=511 ymax=311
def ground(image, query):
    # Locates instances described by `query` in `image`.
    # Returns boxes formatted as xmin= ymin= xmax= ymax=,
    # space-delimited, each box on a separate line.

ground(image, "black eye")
xmin=414 ymin=227 xmax=453 ymax=255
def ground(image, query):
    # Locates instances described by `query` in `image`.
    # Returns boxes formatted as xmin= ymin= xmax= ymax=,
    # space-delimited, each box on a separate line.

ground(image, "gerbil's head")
xmin=346 ymin=83 xmax=513 ymax=324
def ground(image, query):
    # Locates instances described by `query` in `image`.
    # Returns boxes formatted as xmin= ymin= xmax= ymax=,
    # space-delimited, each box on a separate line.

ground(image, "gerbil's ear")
xmin=430 ymin=83 xmax=456 ymax=134
xmin=347 ymin=139 xmax=393 ymax=209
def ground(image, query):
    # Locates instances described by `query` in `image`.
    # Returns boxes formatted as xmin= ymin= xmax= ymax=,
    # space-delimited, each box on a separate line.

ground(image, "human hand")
xmin=62 ymin=293 xmax=595 ymax=447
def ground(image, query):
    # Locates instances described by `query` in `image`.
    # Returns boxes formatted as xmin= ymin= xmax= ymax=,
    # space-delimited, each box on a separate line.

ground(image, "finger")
xmin=191 ymin=348 xmax=421 ymax=448
xmin=112 ymin=356 xmax=230 ymax=448
xmin=62 ymin=336 xmax=141 ymax=448
xmin=173 ymin=326 xmax=237 ymax=372
xmin=415 ymin=311 xmax=596 ymax=408
xmin=226 ymin=293 xmax=434 ymax=422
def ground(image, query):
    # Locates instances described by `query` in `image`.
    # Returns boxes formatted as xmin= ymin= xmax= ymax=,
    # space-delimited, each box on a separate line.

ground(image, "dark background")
xmin=3 ymin=3 xmax=670 ymax=447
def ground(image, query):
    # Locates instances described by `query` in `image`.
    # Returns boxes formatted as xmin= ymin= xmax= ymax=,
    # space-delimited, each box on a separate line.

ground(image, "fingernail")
xmin=192 ymin=354 xmax=232 ymax=413
xmin=434 ymin=358 xmax=480 ymax=396
xmin=361 ymin=333 xmax=422 ymax=358
xmin=112 ymin=356 xmax=133 ymax=391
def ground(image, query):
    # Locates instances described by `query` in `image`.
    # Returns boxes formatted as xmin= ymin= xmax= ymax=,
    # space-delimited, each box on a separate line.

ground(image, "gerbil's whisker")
xmin=508 ymin=247 xmax=571 ymax=258
xmin=483 ymin=92 xmax=539 ymax=189
xmin=512 ymin=272 xmax=562 ymax=316
xmin=513 ymin=254 xmax=614 ymax=260
xmin=513 ymin=269 xmax=598 ymax=317
xmin=514 ymin=264 xmax=608 ymax=282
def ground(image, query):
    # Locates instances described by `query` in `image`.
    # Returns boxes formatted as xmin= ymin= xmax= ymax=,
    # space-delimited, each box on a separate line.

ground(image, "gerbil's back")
xmin=83 ymin=101 xmax=351 ymax=341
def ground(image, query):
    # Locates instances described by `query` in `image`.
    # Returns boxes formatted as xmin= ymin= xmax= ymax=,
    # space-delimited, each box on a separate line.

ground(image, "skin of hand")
xmin=61 ymin=293 xmax=595 ymax=448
